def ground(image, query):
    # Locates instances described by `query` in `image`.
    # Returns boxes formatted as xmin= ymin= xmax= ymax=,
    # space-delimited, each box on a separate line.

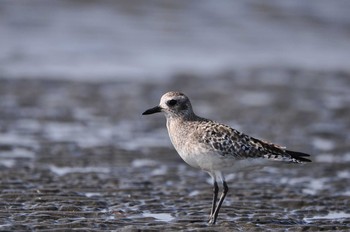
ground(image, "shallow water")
xmin=1 ymin=71 xmax=350 ymax=231
xmin=1 ymin=0 xmax=350 ymax=80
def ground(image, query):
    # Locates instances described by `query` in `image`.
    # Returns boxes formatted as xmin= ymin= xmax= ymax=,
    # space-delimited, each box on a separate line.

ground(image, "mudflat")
xmin=0 ymin=70 xmax=349 ymax=231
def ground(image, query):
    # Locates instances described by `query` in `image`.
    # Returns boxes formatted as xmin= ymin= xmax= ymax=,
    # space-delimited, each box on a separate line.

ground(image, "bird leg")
xmin=209 ymin=181 xmax=219 ymax=219
xmin=208 ymin=181 xmax=228 ymax=225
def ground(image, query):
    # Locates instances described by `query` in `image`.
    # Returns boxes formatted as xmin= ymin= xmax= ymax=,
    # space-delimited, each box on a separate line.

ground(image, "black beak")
xmin=142 ymin=106 xmax=162 ymax=115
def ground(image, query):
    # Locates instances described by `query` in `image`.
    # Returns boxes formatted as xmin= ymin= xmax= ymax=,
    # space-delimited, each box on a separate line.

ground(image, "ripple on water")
xmin=142 ymin=212 xmax=175 ymax=223
xmin=49 ymin=165 xmax=110 ymax=176
xmin=304 ymin=211 xmax=350 ymax=223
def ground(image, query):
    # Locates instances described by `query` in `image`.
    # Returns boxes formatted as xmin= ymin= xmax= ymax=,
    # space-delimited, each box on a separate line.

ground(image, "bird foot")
xmin=208 ymin=215 xmax=216 ymax=225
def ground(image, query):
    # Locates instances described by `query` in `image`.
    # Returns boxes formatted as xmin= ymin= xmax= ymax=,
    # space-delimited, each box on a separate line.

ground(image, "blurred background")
xmin=1 ymin=0 xmax=350 ymax=231
xmin=1 ymin=0 xmax=350 ymax=80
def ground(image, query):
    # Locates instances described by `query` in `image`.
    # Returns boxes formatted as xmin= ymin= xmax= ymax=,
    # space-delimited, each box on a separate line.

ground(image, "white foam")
xmin=312 ymin=138 xmax=335 ymax=151
xmin=49 ymin=165 xmax=110 ymax=176
xmin=142 ymin=212 xmax=174 ymax=223
xmin=304 ymin=211 xmax=350 ymax=223
xmin=85 ymin=192 xmax=102 ymax=198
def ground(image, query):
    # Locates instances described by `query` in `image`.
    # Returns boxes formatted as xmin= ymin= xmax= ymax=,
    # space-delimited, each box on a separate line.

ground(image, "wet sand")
xmin=1 ymin=69 xmax=350 ymax=231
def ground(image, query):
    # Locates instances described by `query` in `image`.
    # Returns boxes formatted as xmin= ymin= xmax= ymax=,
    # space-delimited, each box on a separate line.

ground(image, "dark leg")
xmin=209 ymin=181 xmax=219 ymax=219
xmin=209 ymin=181 xmax=228 ymax=225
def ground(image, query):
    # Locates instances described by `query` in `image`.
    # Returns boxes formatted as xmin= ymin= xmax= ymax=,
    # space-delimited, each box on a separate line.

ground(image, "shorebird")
xmin=142 ymin=91 xmax=311 ymax=225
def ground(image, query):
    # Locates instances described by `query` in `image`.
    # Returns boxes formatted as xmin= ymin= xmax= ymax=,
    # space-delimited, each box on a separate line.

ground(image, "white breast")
xmin=167 ymin=119 xmax=202 ymax=169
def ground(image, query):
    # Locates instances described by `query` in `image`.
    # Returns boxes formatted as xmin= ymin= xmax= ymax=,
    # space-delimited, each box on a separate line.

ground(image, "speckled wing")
xmin=198 ymin=121 xmax=311 ymax=163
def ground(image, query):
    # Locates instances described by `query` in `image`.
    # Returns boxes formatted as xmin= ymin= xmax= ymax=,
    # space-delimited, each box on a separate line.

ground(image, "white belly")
xmin=173 ymin=141 xmax=230 ymax=172
xmin=175 ymin=146 xmax=202 ymax=169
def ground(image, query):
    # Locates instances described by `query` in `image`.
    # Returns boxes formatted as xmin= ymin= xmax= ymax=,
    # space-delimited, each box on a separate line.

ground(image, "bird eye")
xmin=167 ymin=99 xmax=177 ymax=106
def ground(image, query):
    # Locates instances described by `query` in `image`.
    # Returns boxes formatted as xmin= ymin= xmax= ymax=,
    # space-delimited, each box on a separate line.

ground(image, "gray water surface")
xmin=1 ymin=0 xmax=350 ymax=80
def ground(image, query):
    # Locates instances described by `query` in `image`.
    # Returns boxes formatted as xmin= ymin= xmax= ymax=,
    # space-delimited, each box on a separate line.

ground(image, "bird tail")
xmin=286 ymin=150 xmax=312 ymax=163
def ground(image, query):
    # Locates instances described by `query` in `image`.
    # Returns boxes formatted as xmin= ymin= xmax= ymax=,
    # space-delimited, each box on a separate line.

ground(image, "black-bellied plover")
xmin=142 ymin=91 xmax=311 ymax=225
